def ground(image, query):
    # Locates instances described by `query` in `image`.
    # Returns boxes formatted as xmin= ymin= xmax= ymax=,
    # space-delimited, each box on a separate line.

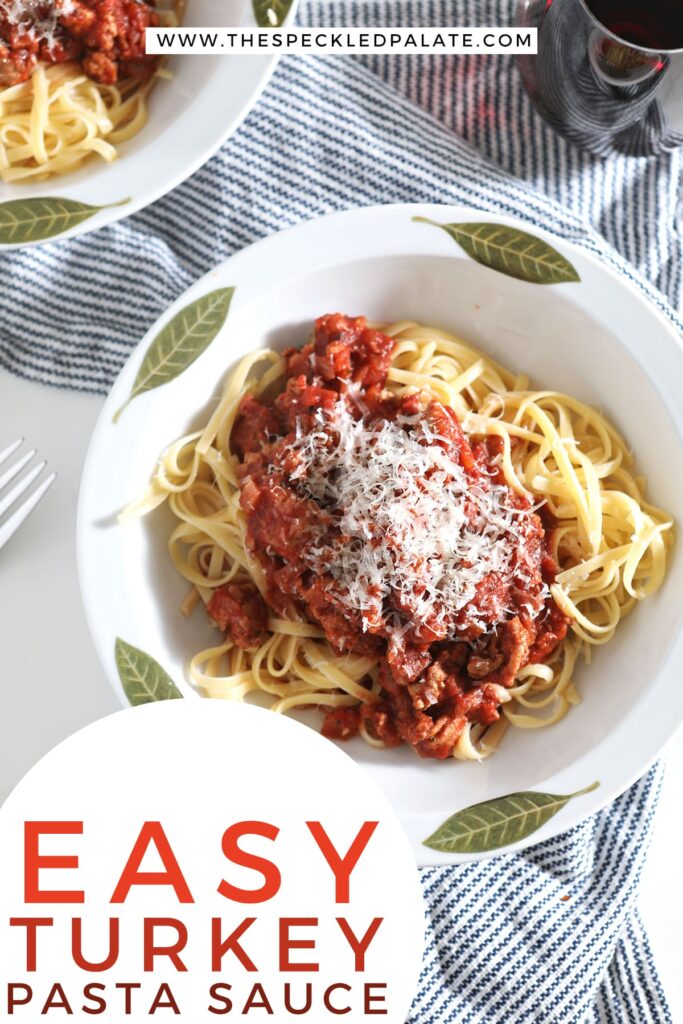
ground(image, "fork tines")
xmin=0 ymin=439 xmax=56 ymax=550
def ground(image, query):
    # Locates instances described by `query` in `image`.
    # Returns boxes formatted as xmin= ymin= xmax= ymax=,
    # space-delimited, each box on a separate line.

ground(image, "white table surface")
xmin=1 ymin=368 xmax=681 ymax=1016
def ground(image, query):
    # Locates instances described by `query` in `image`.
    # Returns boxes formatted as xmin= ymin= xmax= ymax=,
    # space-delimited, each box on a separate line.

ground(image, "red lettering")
xmin=111 ymin=823 xmax=193 ymax=904
xmin=279 ymin=918 xmax=319 ymax=972
xmin=243 ymin=984 xmax=273 ymax=1013
xmin=149 ymin=983 xmax=180 ymax=1014
xmin=24 ymin=822 xmax=84 ymax=904
xmin=9 ymin=919 xmax=52 ymax=971
xmin=83 ymin=984 xmax=106 ymax=1015
xmin=208 ymin=983 xmax=233 ymax=1015
xmin=42 ymin=983 xmax=72 ymax=1012
xmin=365 ymin=983 xmax=388 ymax=1014
xmin=336 ymin=917 xmax=383 ymax=971
xmin=72 ymin=919 xmax=120 ymax=972
xmin=283 ymin=983 xmax=312 ymax=1015
xmin=73 ymin=917 xmax=120 ymax=970
xmin=211 ymin=917 xmax=258 ymax=972
xmin=7 ymin=984 xmax=32 ymax=1012
xmin=217 ymin=822 xmax=280 ymax=904
xmin=324 ymin=983 xmax=352 ymax=1015
xmin=306 ymin=822 xmax=378 ymax=903
xmin=115 ymin=983 xmax=141 ymax=1014
xmin=144 ymin=919 xmax=188 ymax=972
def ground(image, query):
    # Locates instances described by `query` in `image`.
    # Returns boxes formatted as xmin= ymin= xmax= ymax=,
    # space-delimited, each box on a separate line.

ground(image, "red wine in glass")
xmin=585 ymin=0 xmax=683 ymax=51
xmin=517 ymin=0 xmax=683 ymax=155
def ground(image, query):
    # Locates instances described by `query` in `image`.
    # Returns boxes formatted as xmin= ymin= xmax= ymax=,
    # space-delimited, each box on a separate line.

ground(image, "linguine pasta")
xmin=0 ymin=1 xmax=180 ymax=182
xmin=0 ymin=61 xmax=156 ymax=180
xmin=123 ymin=321 xmax=673 ymax=760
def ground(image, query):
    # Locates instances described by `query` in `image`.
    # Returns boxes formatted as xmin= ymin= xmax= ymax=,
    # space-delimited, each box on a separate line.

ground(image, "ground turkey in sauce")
xmin=208 ymin=314 xmax=570 ymax=760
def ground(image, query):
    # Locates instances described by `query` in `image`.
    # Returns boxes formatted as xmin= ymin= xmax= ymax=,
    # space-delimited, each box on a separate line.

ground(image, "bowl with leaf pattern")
xmin=0 ymin=0 xmax=297 ymax=249
xmin=78 ymin=203 xmax=683 ymax=863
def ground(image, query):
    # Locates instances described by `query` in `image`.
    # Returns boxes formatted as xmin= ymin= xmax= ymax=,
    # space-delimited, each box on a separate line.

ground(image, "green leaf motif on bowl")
xmin=253 ymin=0 xmax=295 ymax=26
xmin=0 ymin=196 xmax=130 ymax=245
xmin=414 ymin=217 xmax=581 ymax=285
xmin=115 ymin=637 xmax=183 ymax=706
xmin=423 ymin=781 xmax=600 ymax=854
xmin=113 ymin=286 xmax=235 ymax=423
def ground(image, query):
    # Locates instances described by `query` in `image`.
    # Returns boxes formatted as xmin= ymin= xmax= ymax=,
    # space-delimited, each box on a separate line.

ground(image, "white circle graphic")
xmin=0 ymin=701 xmax=424 ymax=1021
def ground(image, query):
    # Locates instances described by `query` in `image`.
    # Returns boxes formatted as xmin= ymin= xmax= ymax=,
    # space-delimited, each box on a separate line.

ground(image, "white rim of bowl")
xmin=76 ymin=201 xmax=683 ymax=862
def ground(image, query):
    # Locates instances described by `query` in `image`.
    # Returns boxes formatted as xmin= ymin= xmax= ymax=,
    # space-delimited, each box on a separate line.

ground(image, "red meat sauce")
xmin=207 ymin=314 xmax=571 ymax=760
xmin=0 ymin=0 xmax=159 ymax=88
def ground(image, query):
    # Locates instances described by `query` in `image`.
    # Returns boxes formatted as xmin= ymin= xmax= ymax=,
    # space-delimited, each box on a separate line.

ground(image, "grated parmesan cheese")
xmin=0 ymin=0 xmax=74 ymax=47
xmin=287 ymin=397 xmax=547 ymax=640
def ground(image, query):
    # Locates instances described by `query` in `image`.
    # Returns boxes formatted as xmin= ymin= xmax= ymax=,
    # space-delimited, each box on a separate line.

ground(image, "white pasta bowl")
xmin=78 ymin=203 xmax=683 ymax=863
xmin=0 ymin=0 xmax=296 ymax=248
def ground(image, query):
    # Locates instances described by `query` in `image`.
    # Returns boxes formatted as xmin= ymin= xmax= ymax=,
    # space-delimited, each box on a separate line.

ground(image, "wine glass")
xmin=517 ymin=0 xmax=683 ymax=155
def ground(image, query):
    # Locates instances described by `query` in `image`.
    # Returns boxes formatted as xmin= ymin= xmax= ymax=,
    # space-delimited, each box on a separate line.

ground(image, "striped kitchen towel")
xmin=0 ymin=2 xmax=677 ymax=1021
xmin=0 ymin=1 xmax=681 ymax=391
xmin=414 ymin=763 xmax=668 ymax=1023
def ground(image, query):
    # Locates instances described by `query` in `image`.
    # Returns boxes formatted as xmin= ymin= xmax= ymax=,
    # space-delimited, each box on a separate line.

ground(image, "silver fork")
xmin=0 ymin=439 xmax=56 ymax=551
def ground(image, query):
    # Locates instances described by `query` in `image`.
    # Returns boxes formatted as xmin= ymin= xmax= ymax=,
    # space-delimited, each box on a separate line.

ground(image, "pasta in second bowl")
xmin=0 ymin=0 xmax=296 ymax=245
xmin=78 ymin=205 xmax=683 ymax=862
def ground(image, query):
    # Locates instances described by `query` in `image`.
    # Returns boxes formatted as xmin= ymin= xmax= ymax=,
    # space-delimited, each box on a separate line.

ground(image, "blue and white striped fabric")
xmin=1 ymin=1 xmax=682 ymax=391
xmin=416 ymin=764 xmax=668 ymax=1023
xmin=0 ymin=2 xmax=676 ymax=1020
